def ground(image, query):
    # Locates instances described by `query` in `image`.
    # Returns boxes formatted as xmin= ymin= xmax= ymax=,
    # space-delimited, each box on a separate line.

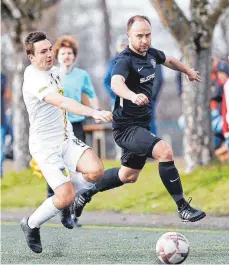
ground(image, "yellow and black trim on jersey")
xmin=58 ymin=88 xmax=68 ymax=140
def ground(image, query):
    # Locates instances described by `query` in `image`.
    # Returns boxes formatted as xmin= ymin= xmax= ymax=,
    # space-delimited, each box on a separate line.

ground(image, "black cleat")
xmin=178 ymin=198 xmax=206 ymax=222
xmin=60 ymin=207 xmax=74 ymax=229
xmin=20 ymin=217 xmax=42 ymax=253
xmin=71 ymin=214 xmax=82 ymax=227
xmin=74 ymin=192 xmax=91 ymax=217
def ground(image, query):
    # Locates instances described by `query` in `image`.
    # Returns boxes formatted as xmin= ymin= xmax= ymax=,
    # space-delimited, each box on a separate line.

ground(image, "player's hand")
xmin=186 ymin=68 xmax=201 ymax=82
xmin=131 ymin=93 xmax=149 ymax=106
xmin=92 ymin=110 xmax=113 ymax=123
xmin=58 ymin=58 xmax=68 ymax=74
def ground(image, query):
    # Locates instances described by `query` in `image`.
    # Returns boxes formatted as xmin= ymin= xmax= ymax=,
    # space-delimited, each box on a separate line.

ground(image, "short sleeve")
xmin=151 ymin=48 xmax=166 ymax=64
xmin=112 ymin=57 xmax=130 ymax=80
xmin=24 ymin=67 xmax=59 ymax=101
xmin=82 ymin=71 xmax=96 ymax=99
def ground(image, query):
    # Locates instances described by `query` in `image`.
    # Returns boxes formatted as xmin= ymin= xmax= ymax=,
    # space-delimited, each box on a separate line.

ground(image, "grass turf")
xmin=1 ymin=160 xmax=229 ymax=215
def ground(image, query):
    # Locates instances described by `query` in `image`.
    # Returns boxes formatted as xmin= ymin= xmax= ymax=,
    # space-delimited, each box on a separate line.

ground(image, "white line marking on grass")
xmin=1 ymin=221 xmax=227 ymax=234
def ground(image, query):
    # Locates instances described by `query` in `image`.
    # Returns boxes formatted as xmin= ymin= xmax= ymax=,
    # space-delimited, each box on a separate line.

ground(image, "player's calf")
xmin=53 ymin=182 xmax=75 ymax=209
xmin=74 ymin=167 xmax=123 ymax=217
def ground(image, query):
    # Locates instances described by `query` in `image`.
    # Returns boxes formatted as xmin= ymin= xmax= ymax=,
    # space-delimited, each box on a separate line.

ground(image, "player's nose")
xmin=142 ymin=38 xmax=147 ymax=43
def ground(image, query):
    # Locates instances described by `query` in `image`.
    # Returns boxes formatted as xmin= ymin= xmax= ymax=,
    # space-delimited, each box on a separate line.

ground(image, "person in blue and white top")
xmin=54 ymin=35 xmax=100 ymax=142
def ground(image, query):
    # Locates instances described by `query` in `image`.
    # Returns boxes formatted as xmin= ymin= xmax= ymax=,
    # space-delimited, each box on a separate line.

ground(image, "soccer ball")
xmin=156 ymin=232 xmax=190 ymax=264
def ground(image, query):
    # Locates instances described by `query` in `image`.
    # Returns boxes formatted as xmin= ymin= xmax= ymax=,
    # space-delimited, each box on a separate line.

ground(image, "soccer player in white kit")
xmin=20 ymin=31 xmax=113 ymax=253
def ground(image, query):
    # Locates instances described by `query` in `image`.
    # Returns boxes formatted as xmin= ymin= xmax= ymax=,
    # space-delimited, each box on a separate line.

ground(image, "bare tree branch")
xmin=2 ymin=0 xmax=21 ymax=18
xmin=207 ymin=0 xmax=229 ymax=28
xmin=149 ymin=0 xmax=190 ymax=50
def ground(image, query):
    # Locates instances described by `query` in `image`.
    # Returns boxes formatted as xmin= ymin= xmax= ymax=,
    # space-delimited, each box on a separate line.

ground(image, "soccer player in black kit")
xmin=74 ymin=15 xmax=206 ymax=222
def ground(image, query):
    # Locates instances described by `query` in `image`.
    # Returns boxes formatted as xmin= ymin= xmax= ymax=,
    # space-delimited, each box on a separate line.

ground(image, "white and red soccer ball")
xmin=156 ymin=232 xmax=190 ymax=264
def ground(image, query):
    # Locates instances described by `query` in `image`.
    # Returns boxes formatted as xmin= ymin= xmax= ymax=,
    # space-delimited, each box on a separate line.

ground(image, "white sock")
xmin=28 ymin=197 xmax=59 ymax=228
xmin=71 ymin=172 xmax=95 ymax=196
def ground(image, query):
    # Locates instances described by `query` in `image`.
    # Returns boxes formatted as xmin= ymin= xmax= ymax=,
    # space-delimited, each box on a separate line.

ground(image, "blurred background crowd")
xmin=1 ymin=0 xmax=229 ymax=177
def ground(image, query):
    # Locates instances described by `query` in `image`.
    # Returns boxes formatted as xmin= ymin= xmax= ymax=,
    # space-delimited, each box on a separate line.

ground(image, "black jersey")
xmin=111 ymin=46 xmax=166 ymax=128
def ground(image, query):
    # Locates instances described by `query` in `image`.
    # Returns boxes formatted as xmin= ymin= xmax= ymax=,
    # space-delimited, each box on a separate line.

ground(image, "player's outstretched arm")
xmin=163 ymin=56 xmax=201 ymax=82
xmin=111 ymin=75 xmax=149 ymax=106
xmin=44 ymin=92 xmax=112 ymax=122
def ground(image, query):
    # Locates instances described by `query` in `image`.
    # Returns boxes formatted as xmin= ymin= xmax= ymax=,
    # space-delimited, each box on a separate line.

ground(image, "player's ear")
xmin=28 ymin=54 xmax=34 ymax=62
xmin=127 ymin=32 xmax=131 ymax=42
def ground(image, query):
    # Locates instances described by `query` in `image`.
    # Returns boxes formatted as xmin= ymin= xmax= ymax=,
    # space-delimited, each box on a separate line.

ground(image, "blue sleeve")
xmin=82 ymin=71 xmax=96 ymax=99
xmin=1 ymin=73 xmax=7 ymax=97
xmin=112 ymin=57 xmax=130 ymax=79
xmin=103 ymin=59 xmax=116 ymax=99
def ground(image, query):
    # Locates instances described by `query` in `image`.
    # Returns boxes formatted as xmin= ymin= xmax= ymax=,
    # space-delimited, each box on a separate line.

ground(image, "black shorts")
xmin=113 ymin=125 xmax=161 ymax=170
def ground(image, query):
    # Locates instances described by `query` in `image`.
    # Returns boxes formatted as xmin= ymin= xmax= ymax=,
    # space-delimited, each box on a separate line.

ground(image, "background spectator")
xmin=1 ymin=72 xmax=7 ymax=178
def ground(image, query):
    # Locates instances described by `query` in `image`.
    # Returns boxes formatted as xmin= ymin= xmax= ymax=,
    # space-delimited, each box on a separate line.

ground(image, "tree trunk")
xmin=100 ymin=0 xmax=111 ymax=63
xmin=150 ymin=0 xmax=228 ymax=172
xmin=2 ymin=0 xmax=60 ymax=171
xmin=13 ymin=51 xmax=31 ymax=170
xmin=182 ymin=46 xmax=213 ymax=173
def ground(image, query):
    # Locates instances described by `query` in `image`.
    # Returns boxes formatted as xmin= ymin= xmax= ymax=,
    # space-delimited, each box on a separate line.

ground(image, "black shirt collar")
xmin=127 ymin=46 xmax=147 ymax=59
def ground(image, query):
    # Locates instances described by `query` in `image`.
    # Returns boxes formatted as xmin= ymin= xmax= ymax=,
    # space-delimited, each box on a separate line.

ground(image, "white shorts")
xmin=32 ymin=139 xmax=90 ymax=190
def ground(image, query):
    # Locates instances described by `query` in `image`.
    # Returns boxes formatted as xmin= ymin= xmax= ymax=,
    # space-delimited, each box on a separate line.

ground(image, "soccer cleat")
xmin=60 ymin=207 xmax=74 ymax=229
xmin=71 ymin=214 xmax=82 ymax=227
xmin=178 ymin=197 xmax=206 ymax=222
xmin=73 ymin=192 xmax=92 ymax=217
xmin=20 ymin=217 xmax=42 ymax=253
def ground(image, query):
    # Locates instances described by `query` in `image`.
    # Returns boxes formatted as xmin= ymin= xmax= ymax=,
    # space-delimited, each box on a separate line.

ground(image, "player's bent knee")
xmin=126 ymin=176 xmax=138 ymax=183
xmin=120 ymin=173 xmax=139 ymax=183
xmin=119 ymin=167 xmax=141 ymax=183
xmin=85 ymin=167 xmax=104 ymax=183
xmin=152 ymin=141 xmax=174 ymax=161
xmin=161 ymin=147 xmax=173 ymax=161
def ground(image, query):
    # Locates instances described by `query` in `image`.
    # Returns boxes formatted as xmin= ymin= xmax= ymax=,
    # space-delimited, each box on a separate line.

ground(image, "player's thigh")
xmin=64 ymin=139 xmax=104 ymax=183
xmin=32 ymin=149 xmax=71 ymax=192
xmin=121 ymin=152 xmax=147 ymax=172
xmin=119 ymin=165 xmax=142 ymax=183
xmin=114 ymin=126 xmax=161 ymax=157
xmin=77 ymin=148 xmax=104 ymax=175
xmin=63 ymin=139 xmax=91 ymax=173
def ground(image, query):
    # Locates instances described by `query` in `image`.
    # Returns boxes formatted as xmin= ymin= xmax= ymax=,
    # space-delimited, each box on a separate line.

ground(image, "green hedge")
xmin=1 ymin=160 xmax=229 ymax=215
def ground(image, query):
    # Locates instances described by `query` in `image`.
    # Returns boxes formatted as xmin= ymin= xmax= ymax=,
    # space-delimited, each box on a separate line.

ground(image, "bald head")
xmin=127 ymin=15 xmax=151 ymax=56
xmin=127 ymin=15 xmax=151 ymax=33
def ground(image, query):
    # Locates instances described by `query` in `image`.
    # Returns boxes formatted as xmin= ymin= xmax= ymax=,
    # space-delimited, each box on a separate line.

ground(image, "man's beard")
xmin=133 ymin=44 xmax=149 ymax=54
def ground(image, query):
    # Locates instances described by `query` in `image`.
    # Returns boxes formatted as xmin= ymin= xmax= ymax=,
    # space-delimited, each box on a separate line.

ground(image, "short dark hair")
xmin=127 ymin=15 xmax=151 ymax=32
xmin=24 ymin=31 xmax=48 ymax=55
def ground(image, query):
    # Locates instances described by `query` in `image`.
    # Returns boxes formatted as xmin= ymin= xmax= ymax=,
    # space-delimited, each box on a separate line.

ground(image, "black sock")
xmin=158 ymin=161 xmax=185 ymax=208
xmin=87 ymin=168 xmax=123 ymax=197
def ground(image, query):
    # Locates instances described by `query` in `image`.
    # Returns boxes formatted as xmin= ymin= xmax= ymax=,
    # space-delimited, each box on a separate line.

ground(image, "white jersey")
xmin=22 ymin=65 xmax=75 ymax=154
